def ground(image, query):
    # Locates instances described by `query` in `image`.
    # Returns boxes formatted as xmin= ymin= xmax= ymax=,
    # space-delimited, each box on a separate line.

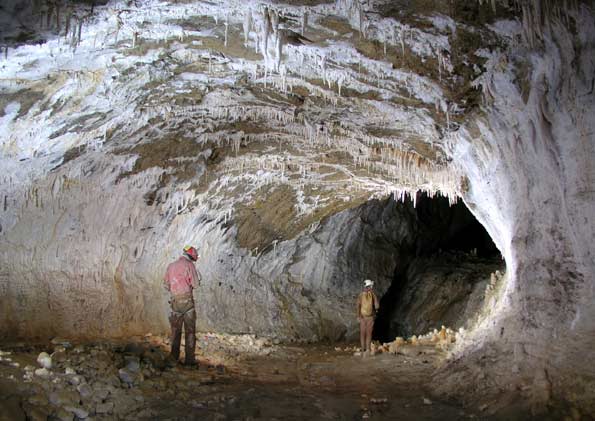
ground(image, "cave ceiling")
xmin=0 ymin=0 xmax=517 ymax=249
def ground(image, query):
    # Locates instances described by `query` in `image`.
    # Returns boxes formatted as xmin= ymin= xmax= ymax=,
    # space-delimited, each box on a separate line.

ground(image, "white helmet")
xmin=364 ymin=279 xmax=374 ymax=288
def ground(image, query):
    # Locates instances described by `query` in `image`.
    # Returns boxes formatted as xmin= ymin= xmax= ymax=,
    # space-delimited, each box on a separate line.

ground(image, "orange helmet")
xmin=183 ymin=245 xmax=198 ymax=261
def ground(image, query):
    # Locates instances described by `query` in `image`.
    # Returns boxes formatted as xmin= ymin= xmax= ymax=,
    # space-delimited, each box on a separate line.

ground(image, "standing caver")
xmin=164 ymin=245 xmax=201 ymax=366
xmin=356 ymin=279 xmax=380 ymax=356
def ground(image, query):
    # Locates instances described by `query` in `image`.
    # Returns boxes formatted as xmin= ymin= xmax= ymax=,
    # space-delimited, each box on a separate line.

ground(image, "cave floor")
xmin=0 ymin=335 xmax=508 ymax=421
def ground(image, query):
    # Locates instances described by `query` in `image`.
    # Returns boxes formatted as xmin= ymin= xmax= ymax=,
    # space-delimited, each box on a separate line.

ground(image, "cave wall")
xmin=440 ymin=3 xmax=595 ymax=411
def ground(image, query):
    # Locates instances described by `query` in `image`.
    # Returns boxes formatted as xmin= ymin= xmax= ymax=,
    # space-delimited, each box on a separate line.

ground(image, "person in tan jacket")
xmin=356 ymin=279 xmax=380 ymax=355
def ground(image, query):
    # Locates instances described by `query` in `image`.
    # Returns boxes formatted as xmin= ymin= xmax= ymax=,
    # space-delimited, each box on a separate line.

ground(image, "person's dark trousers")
xmin=169 ymin=293 xmax=197 ymax=364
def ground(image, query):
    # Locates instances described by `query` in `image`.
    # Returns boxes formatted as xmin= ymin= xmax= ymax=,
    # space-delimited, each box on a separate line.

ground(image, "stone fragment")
xmin=423 ymin=398 xmax=432 ymax=405
xmin=118 ymin=368 xmax=137 ymax=385
xmin=388 ymin=342 xmax=400 ymax=354
xmin=92 ymin=384 xmax=112 ymax=402
xmin=64 ymin=405 xmax=89 ymax=419
xmin=77 ymin=383 xmax=92 ymax=398
xmin=124 ymin=356 xmax=141 ymax=373
xmin=52 ymin=348 xmax=68 ymax=363
xmin=112 ymin=394 xmax=139 ymax=414
xmin=28 ymin=394 xmax=49 ymax=406
xmin=34 ymin=368 xmax=51 ymax=378
xmin=65 ymin=367 xmax=76 ymax=375
xmin=51 ymin=338 xmax=72 ymax=348
xmin=95 ymin=402 xmax=114 ymax=414
xmin=37 ymin=352 xmax=52 ymax=369
xmin=69 ymin=375 xmax=85 ymax=386
xmin=55 ymin=408 xmax=74 ymax=421
xmin=49 ymin=390 xmax=80 ymax=407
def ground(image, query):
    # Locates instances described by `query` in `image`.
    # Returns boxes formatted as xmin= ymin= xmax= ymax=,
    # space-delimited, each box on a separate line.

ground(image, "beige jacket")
xmin=356 ymin=289 xmax=380 ymax=318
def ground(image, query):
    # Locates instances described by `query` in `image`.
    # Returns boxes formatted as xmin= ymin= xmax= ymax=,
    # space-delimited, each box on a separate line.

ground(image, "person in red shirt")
xmin=164 ymin=245 xmax=202 ymax=366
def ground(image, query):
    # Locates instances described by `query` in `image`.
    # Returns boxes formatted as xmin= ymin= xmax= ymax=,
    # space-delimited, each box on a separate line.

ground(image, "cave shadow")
xmin=372 ymin=192 xmax=501 ymax=343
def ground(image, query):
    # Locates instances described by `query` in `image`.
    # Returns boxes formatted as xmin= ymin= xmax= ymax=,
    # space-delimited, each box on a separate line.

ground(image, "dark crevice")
xmin=371 ymin=192 xmax=502 ymax=343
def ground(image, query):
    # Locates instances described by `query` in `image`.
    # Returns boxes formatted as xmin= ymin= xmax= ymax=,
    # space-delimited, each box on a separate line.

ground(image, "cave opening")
xmin=353 ymin=192 xmax=503 ymax=344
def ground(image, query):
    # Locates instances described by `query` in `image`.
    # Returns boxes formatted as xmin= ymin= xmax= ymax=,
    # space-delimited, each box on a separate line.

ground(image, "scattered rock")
xmin=69 ymin=375 xmax=85 ymax=386
xmin=95 ymin=402 xmax=114 ymax=414
xmin=64 ymin=405 xmax=89 ymax=419
xmin=124 ymin=356 xmax=141 ymax=373
xmin=112 ymin=394 xmax=139 ymax=414
xmin=28 ymin=394 xmax=49 ymax=407
xmin=51 ymin=338 xmax=72 ymax=348
xmin=118 ymin=368 xmax=137 ymax=385
xmin=55 ymin=408 xmax=74 ymax=421
xmin=423 ymin=397 xmax=432 ymax=405
xmin=92 ymin=385 xmax=110 ymax=401
xmin=34 ymin=368 xmax=51 ymax=378
xmin=49 ymin=390 xmax=80 ymax=407
xmin=37 ymin=352 xmax=52 ymax=369
xmin=76 ymin=383 xmax=92 ymax=398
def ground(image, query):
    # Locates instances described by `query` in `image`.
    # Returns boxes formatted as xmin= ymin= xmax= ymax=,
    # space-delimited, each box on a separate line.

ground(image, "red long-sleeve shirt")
xmin=164 ymin=256 xmax=200 ymax=296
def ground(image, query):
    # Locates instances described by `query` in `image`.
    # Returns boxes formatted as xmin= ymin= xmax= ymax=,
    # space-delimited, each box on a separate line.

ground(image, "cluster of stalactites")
xmin=478 ymin=0 xmax=585 ymax=49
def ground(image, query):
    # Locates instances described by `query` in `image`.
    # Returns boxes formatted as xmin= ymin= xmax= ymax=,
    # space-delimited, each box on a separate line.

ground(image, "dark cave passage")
xmin=362 ymin=193 xmax=502 ymax=343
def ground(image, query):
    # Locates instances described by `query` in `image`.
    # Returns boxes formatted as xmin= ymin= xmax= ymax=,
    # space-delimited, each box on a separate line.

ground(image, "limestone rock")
xmin=124 ymin=356 xmax=141 ymax=373
xmin=37 ymin=352 xmax=52 ymax=369
xmin=118 ymin=368 xmax=137 ymax=385
xmin=34 ymin=368 xmax=51 ymax=378
xmin=76 ymin=383 xmax=92 ymax=399
xmin=51 ymin=338 xmax=72 ymax=348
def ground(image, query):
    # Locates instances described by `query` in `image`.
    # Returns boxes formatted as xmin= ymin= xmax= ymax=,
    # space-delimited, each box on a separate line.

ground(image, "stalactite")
xmin=243 ymin=10 xmax=252 ymax=47
xmin=224 ymin=15 xmax=229 ymax=47
xmin=262 ymin=7 xmax=271 ymax=60
xmin=274 ymin=28 xmax=284 ymax=72
xmin=302 ymin=9 xmax=308 ymax=36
